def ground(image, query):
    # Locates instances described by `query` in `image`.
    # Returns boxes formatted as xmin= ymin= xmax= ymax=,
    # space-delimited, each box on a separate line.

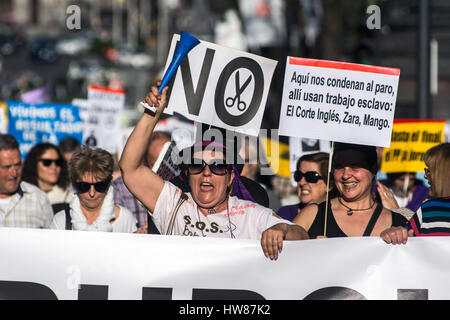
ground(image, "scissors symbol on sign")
xmin=225 ymin=71 xmax=252 ymax=112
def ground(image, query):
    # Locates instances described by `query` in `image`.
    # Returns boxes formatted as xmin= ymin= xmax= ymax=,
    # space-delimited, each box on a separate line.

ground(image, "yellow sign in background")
xmin=381 ymin=119 xmax=445 ymax=173
xmin=260 ymin=137 xmax=291 ymax=178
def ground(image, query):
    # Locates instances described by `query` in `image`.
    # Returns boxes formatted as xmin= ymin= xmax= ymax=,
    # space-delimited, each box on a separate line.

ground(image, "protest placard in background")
xmin=279 ymin=57 xmax=400 ymax=147
xmin=7 ymin=101 xmax=83 ymax=158
xmin=86 ymin=85 xmax=125 ymax=154
xmin=0 ymin=102 xmax=7 ymax=133
xmin=163 ymin=34 xmax=277 ymax=137
xmin=381 ymin=119 xmax=446 ymax=173
xmin=288 ymin=137 xmax=331 ymax=172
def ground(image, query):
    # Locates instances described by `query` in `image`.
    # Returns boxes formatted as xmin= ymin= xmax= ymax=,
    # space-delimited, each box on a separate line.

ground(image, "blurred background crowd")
xmin=1 ymin=0 xmax=449 ymax=131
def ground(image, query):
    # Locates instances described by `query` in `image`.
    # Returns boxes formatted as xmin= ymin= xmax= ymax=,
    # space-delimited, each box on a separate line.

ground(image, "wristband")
xmin=140 ymin=102 xmax=157 ymax=116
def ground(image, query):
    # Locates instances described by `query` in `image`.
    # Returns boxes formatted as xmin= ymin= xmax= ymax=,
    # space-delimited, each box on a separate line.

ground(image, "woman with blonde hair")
xmin=50 ymin=146 xmax=137 ymax=233
xmin=381 ymin=142 xmax=450 ymax=243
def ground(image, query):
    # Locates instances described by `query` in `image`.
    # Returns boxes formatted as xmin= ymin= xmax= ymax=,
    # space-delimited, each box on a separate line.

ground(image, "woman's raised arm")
xmin=119 ymin=83 xmax=168 ymax=213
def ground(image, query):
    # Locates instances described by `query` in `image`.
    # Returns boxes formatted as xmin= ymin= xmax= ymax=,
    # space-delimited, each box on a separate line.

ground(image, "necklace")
xmin=196 ymin=199 xmax=235 ymax=238
xmin=338 ymin=197 xmax=375 ymax=216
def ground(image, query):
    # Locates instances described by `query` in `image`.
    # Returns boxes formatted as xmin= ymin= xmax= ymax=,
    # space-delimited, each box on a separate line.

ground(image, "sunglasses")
xmin=294 ymin=170 xmax=323 ymax=183
xmin=74 ymin=181 xmax=109 ymax=193
xmin=187 ymin=160 xmax=231 ymax=176
xmin=40 ymin=158 xmax=64 ymax=167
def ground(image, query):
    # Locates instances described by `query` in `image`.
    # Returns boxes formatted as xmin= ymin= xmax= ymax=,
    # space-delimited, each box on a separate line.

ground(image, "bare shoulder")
xmin=293 ymin=202 xmax=320 ymax=231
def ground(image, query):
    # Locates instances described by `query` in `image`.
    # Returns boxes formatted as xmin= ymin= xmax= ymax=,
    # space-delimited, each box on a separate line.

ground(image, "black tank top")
xmin=308 ymin=201 xmax=408 ymax=239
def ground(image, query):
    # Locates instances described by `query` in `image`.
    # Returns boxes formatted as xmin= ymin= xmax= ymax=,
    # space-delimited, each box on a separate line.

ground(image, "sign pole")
xmin=323 ymin=141 xmax=334 ymax=237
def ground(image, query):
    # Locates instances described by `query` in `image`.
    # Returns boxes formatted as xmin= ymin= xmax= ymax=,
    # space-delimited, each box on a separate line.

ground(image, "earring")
xmin=227 ymin=184 xmax=232 ymax=197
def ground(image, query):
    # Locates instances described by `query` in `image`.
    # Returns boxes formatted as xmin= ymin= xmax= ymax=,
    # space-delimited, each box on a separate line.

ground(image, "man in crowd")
xmin=0 ymin=134 xmax=53 ymax=228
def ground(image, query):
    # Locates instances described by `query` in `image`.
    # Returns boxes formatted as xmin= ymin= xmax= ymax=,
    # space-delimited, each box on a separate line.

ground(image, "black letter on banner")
xmin=78 ymin=284 xmax=108 ymax=300
xmin=0 ymin=280 xmax=57 ymax=300
xmin=397 ymin=289 xmax=428 ymax=300
xmin=303 ymin=287 xmax=367 ymax=300
xmin=170 ymin=40 xmax=215 ymax=116
xmin=192 ymin=288 xmax=265 ymax=300
xmin=181 ymin=48 xmax=215 ymax=116
xmin=215 ymin=57 xmax=264 ymax=126
xmin=142 ymin=287 xmax=173 ymax=300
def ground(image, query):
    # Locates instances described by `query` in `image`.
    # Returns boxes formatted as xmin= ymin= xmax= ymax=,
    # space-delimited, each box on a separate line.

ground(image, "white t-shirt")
xmin=153 ymin=181 xmax=294 ymax=240
xmin=50 ymin=206 xmax=137 ymax=233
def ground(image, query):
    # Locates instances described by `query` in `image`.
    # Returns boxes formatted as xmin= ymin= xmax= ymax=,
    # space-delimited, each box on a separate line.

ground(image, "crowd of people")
xmin=0 ymin=82 xmax=448 ymax=260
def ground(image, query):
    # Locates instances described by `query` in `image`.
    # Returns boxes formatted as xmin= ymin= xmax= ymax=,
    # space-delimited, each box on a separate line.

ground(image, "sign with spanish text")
xmin=279 ymin=57 xmax=400 ymax=147
xmin=163 ymin=34 xmax=277 ymax=137
xmin=6 ymin=101 xmax=83 ymax=158
xmin=1 ymin=228 xmax=450 ymax=300
xmin=381 ymin=119 xmax=446 ymax=173
xmin=86 ymin=85 xmax=125 ymax=154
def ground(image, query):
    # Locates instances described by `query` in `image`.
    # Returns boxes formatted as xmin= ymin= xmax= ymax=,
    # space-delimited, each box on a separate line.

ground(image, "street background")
xmin=1 ymin=0 xmax=448 ymax=133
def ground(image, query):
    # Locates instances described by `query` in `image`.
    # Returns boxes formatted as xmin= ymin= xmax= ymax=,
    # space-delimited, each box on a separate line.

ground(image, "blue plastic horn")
xmin=141 ymin=32 xmax=200 ymax=113
xmin=159 ymin=31 xmax=200 ymax=93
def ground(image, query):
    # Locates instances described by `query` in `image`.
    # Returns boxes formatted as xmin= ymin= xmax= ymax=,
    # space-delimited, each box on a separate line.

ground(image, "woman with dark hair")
xmin=119 ymin=82 xmax=309 ymax=260
xmin=278 ymin=152 xmax=335 ymax=221
xmin=381 ymin=142 xmax=450 ymax=243
xmin=50 ymin=146 xmax=137 ymax=232
xmin=293 ymin=142 xmax=408 ymax=238
xmin=22 ymin=142 xmax=73 ymax=205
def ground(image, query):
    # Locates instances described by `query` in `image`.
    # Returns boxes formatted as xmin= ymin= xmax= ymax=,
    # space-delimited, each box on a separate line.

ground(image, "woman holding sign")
xmin=293 ymin=143 xmax=408 ymax=238
xmin=381 ymin=143 xmax=450 ymax=243
xmin=119 ymin=82 xmax=309 ymax=260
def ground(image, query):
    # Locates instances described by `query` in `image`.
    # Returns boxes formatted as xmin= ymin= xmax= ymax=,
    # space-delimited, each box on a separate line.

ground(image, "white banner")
xmin=279 ymin=57 xmax=400 ymax=147
xmin=163 ymin=34 xmax=277 ymax=137
xmin=0 ymin=228 xmax=449 ymax=300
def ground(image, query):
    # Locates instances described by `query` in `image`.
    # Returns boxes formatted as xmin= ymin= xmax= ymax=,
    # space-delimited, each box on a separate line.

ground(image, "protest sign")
xmin=163 ymin=34 xmax=277 ymax=137
xmin=6 ymin=101 xmax=82 ymax=158
xmin=151 ymin=141 xmax=181 ymax=181
xmin=260 ymin=137 xmax=289 ymax=178
xmin=1 ymin=228 xmax=450 ymax=300
xmin=154 ymin=116 xmax=196 ymax=151
xmin=0 ymin=102 xmax=7 ymax=133
xmin=86 ymin=85 xmax=125 ymax=154
xmin=288 ymin=137 xmax=331 ymax=172
xmin=71 ymin=98 xmax=90 ymax=125
xmin=288 ymin=137 xmax=331 ymax=186
xmin=381 ymin=119 xmax=446 ymax=173
xmin=279 ymin=57 xmax=400 ymax=147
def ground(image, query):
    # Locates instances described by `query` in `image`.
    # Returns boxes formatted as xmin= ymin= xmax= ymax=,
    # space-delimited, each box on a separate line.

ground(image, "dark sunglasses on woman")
xmin=74 ymin=181 xmax=109 ymax=193
xmin=187 ymin=160 xmax=231 ymax=176
xmin=294 ymin=170 xmax=323 ymax=183
xmin=40 ymin=158 xmax=64 ymax=167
